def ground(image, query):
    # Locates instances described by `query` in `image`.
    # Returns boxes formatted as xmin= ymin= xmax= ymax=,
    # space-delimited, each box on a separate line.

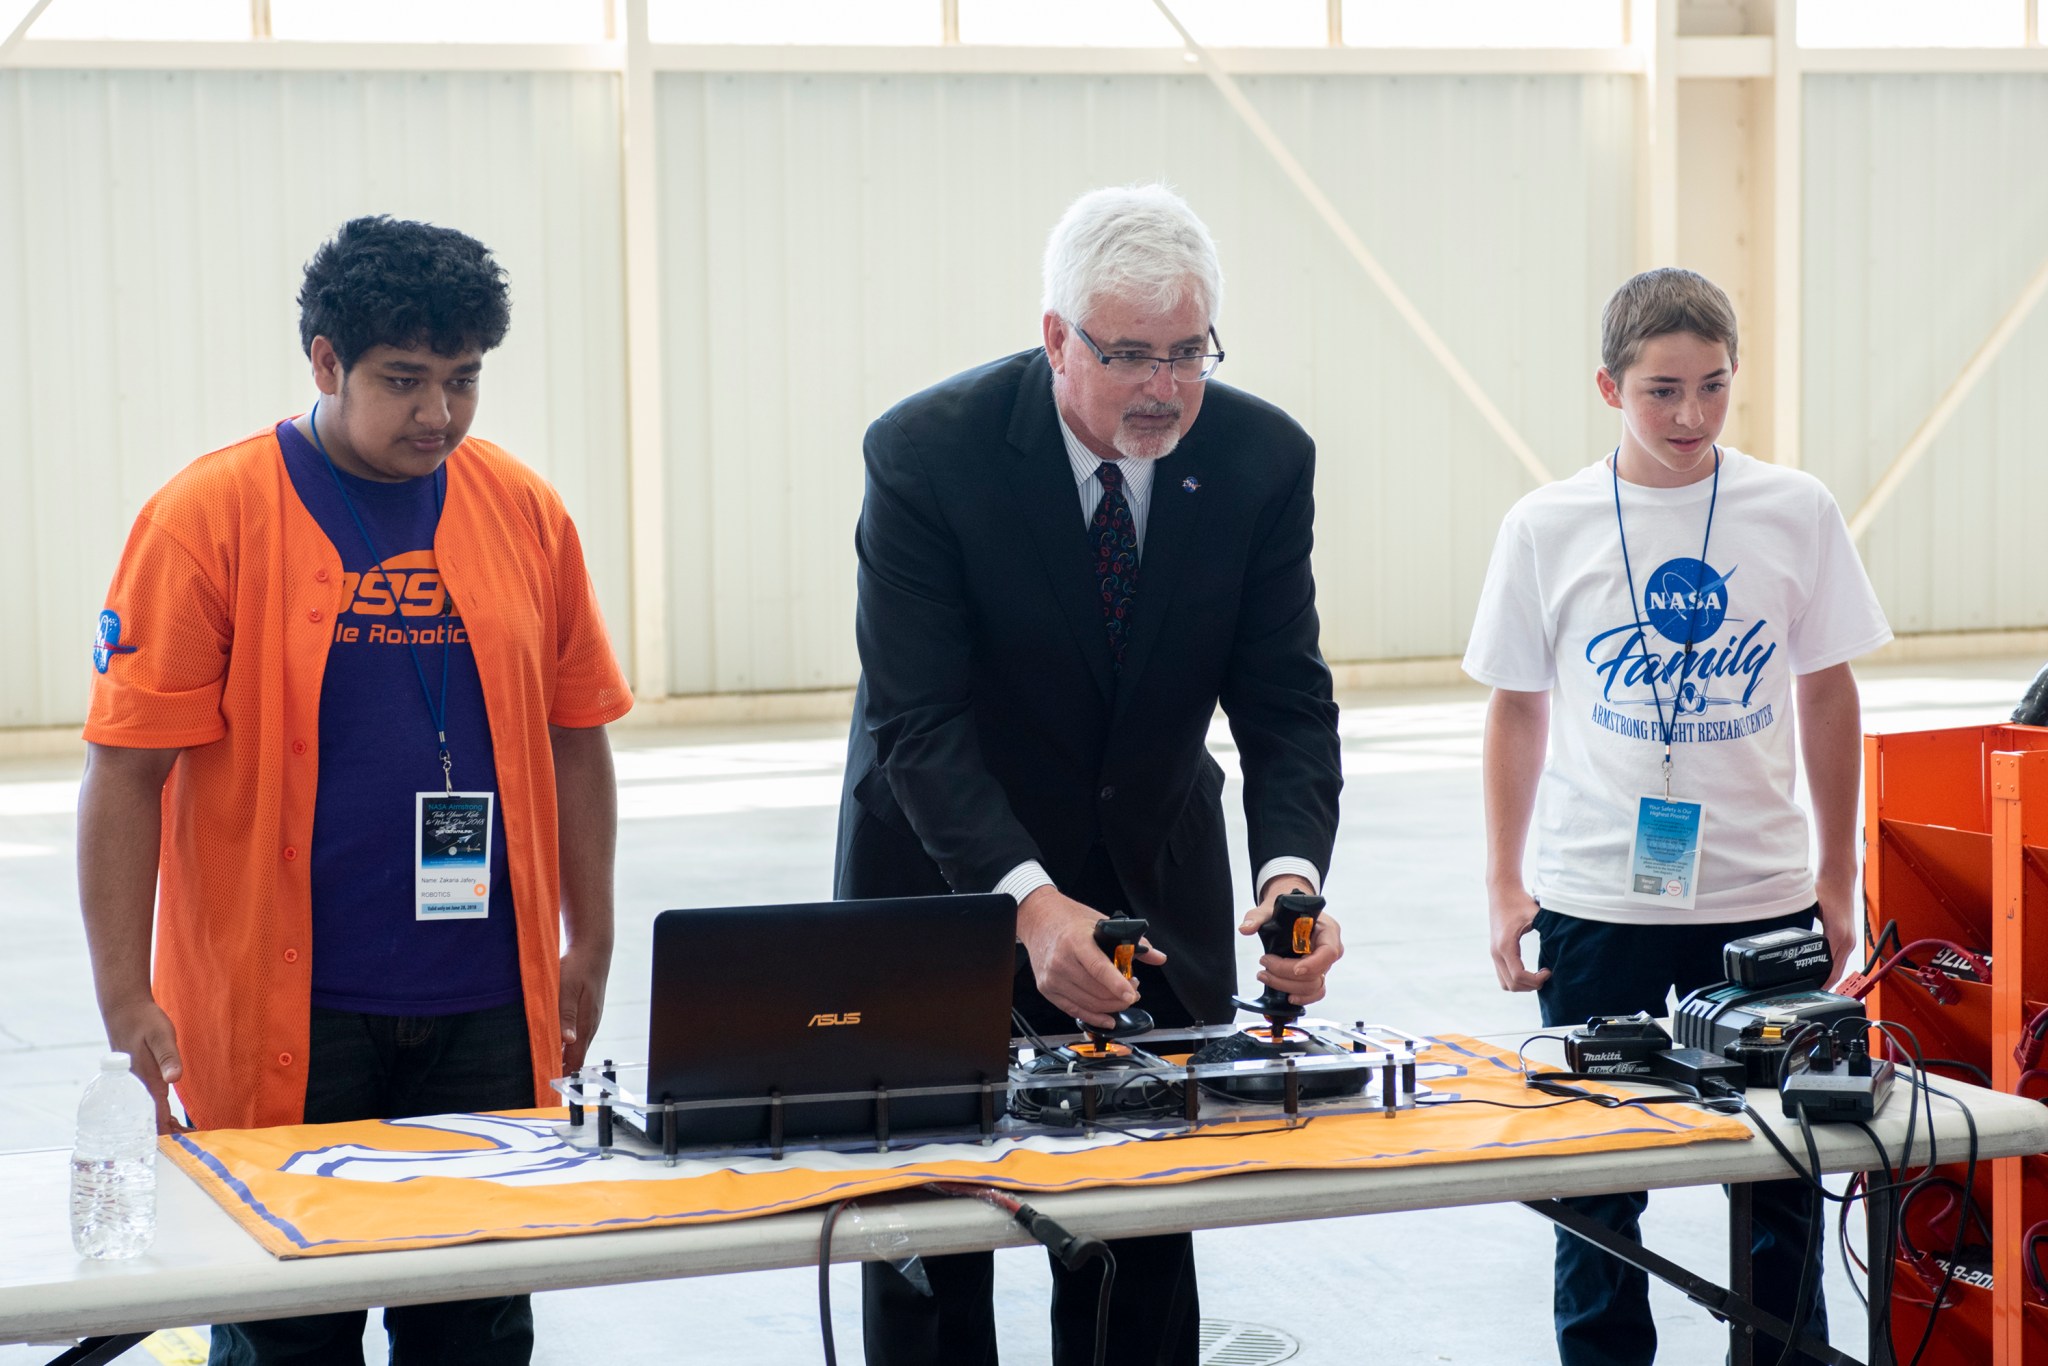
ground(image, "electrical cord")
xmin=819 ymin=1183 xmax=1124 ymax=1366
xmin=2023 ymin=1219 xmax=2048 ymax=1303
xmin=1857 ymin=1021 xmax=1981 ymax=1366
xmin=1768 ymin=1104 xmax=1827 ymax=1366
xmin=1690 ymin=1015 xmax=1979 ymax=1366
xmin=1840 ymin=937 xmax=1991 ymax=1004
xmin=1914 ymin=1057 xmax=1990 ymax=1088
xmin=926 ymin=1182 xmax=1117 ymax=1366
xmin=817 ymin=1198 xmax=852 ymax=1366
xmin=1907 ymin=1080 xmax=1979 ymax=1366
xmin=1850 ymin=1124 xmax=1895 ymax=1354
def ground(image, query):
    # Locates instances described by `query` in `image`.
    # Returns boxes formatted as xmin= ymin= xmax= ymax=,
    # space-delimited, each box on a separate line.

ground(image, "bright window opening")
xmin=650 ymin=0 xmax=939 ymax=46
xmin=1796 ymin=0 xmax=2025 ymax=49
xmin=1341 ymin=0 xmax=1623 ymax=48
xmin=959 ymin=0 xmax=1326 ymax=48
xmin=27 ymin=0 xmax=249 ymax=41
xmin=269 ymin=0 xmax=609 ymax=43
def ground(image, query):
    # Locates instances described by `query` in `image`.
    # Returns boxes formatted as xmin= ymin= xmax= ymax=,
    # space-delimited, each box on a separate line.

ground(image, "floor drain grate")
xmin=1198 ymin=1318 xmax=1301 ymax=1366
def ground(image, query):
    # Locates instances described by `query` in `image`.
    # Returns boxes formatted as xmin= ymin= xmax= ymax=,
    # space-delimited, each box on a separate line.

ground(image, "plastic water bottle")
xmin=69 ymin=1052 xmax=158 ymax=1259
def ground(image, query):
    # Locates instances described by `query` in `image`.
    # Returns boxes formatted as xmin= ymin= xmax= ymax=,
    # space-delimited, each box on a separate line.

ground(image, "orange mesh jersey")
xmin=86 ymin=424 xmax=633 ymax=1130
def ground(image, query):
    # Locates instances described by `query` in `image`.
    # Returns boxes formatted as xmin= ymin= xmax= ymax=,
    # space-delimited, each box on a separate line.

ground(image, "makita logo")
xmin=807 ymin=1012 xmax=861 ymax=1027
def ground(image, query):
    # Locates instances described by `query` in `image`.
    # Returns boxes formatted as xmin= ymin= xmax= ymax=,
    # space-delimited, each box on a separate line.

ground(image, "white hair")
xmin=1040 ymin=184 xmax=1223 ymax=328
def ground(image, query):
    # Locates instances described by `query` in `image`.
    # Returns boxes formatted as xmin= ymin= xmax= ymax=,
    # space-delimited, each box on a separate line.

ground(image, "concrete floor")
xmin=2 ymin=658 xmax=2037 ymax=1365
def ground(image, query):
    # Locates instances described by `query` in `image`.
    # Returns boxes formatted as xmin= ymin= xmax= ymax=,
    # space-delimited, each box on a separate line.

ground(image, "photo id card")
xmin=416 ymin=791 xmax=494 ymax=921
xmin=1626 ymin=795 xmax=1704 ymax=910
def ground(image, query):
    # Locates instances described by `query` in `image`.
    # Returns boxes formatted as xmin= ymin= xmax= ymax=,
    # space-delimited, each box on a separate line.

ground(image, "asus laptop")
xmin=646 ymin=894 xmax=1017 ymax=1145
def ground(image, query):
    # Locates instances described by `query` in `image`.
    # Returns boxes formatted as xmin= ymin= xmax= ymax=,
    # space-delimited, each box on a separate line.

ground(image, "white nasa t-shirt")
xmin=1462 ymin=447 xmax=1892 ymax=925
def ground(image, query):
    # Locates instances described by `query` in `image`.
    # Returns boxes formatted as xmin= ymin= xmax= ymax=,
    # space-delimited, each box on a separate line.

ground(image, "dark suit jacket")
xmin=833 ymin=348 xmax=1342 ymax=1024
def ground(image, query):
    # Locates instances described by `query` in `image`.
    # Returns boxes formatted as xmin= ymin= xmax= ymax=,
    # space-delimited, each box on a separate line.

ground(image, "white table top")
xmin=4 ymin=1077 xmax=2041 ymax=1345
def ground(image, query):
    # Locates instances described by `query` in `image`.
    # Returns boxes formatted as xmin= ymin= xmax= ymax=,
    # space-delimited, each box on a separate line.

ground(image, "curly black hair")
xmin=297 ymin=216 xmax=511 ymax=370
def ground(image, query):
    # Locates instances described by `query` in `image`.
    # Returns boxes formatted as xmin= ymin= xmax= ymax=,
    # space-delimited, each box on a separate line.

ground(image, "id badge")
xmin=416 ymin=792 xmax=494 ymax=920
xmin=1626 ymin=795 xmax=1704 ymax=910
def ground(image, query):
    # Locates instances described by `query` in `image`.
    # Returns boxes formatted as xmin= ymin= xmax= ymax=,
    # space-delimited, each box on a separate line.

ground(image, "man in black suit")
xmin=834 ymin=185 xmax=1345 ymax=1366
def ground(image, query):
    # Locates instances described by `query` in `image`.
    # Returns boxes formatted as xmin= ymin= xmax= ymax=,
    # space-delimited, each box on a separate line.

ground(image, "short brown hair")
xmin=1600 ymin=268 xmax=1738 ymax=378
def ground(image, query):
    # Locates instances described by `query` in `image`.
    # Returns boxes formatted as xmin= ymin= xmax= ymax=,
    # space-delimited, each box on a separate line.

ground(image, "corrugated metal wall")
xmin=1803 ymin=74 xmax=2048 ymax=637
xmin=0 ymin=65 xmax=1645 ymax=719
xmin=656 ymin=71 xmax=1638 ymax=693
xmin=0 ymin=69 xmax=629 ymax=729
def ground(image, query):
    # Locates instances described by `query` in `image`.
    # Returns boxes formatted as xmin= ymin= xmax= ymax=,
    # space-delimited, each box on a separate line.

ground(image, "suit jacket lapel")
xmin=1113 ymin=440 xmax=1209 ymax=718
xmin=1005 ymin=354 xmax=1116 ymax=704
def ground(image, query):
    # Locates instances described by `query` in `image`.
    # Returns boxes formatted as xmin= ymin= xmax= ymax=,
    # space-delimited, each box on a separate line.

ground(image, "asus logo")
xmin=807 ymin=1012 xmax=861 ymax=1027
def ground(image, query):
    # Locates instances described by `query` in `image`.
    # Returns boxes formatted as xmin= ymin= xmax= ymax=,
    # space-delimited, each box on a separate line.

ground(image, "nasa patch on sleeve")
xmin=92 ymin=609 xmax=139 ymax=674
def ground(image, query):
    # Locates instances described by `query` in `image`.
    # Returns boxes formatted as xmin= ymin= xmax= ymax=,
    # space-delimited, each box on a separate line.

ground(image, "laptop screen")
xmin=646 ymin=893 xmax=1017 ymax=1145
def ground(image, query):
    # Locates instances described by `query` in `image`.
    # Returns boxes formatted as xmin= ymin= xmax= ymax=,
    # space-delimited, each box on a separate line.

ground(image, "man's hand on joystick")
xmin=1015 ymin=886 xmax=1166 ymax=1030
xmin=1083 ymin=913 xmax=1156 ymax=1041
xmin=1234 ymin=892 xmax=1329 ymax=1039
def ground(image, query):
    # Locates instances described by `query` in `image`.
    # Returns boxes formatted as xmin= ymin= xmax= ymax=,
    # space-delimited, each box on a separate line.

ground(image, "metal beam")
xmin=0 ymin=0 xmax=57 ymax=63
xmin=2 ymin=38 xmax=623 ymax=70
xmin=1631 ymin=0 xmax=1679 ymax=270
xmin=620 ymin=0 xmax=669 ymax=701
xmin=1770 ymin=0 xmax=1802 ymax=467
xmin=1847 ymin=249 xmax=2048 ymax=542
xmin=1150 ymin=0 xmax=1555 ymax=488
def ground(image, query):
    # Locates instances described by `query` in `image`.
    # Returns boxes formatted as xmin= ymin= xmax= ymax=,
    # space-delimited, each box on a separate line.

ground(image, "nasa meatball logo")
xmin=1641 ymin=557 xmax=1733 ymax=644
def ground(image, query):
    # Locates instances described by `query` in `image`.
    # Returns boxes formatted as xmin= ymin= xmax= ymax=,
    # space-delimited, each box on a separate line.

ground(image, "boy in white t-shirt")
xmin=1464 ymin=268 xmax=1890 ymax=1366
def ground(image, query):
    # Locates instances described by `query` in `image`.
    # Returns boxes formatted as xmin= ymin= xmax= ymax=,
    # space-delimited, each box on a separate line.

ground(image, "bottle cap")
xmin=100 ymin=1052 xmax=131 ymax=1072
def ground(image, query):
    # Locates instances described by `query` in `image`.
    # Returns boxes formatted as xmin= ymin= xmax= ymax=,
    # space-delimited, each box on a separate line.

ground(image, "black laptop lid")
xmin=647 ymin=893 xmax=1017 ymax=1144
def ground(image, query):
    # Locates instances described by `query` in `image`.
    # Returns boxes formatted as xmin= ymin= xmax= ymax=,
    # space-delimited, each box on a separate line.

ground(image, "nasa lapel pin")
xmin=1182 ymin=476 xmax=1200 ymax=493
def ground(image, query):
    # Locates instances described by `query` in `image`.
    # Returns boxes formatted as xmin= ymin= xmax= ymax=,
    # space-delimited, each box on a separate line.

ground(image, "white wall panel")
xmin=0 ymin=69 xmax=628 ymax=729
xmin=657 ymin=71 xmax=1637 ymax=692
xmin=1803 ymin=74 xmax=2048 ymax=636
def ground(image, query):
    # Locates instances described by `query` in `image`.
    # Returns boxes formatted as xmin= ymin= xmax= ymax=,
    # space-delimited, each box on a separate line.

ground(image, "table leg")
xmin=1521 ymin=1200 xmax=1860 ymax=1366
xmin=43 ymin=1334 xmax=148 ymax=1366
xmin=1865 ymin=1171 xmax=1898 ymax=1366
xmin=1730 ymin=1180 xmax=1755 ymax=1366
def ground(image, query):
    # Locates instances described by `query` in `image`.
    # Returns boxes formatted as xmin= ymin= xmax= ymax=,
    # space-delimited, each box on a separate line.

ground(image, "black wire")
xmin=1858 ymin=1018 xmax=1973 ymax=1366
xmin=1906 ymin=1082 xmax=1980 ymax=1366
xmin=1914 ymin=1057 xmax=1991 ymax=1087
xmin=1522 ymin=1068 xmax=1745 ymax=1115
xmin=1011 ymin=1008 xmax=1053 ymax=1052
xmin=1079 ymin=1244 xmax=1117 ymax=1366
xmin=817 ymin=1198 xmax=852 ymax=1366
xmin=1851 ymin=1121 xmax=1895 ymax=1346
xmin=1771 ymin=1106 xmax=1827 ymax=1366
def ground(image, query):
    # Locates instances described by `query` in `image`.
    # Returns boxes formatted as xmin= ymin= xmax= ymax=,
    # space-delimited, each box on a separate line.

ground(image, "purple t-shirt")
xmin=278 ymin=420 xmax=523 ymax=1015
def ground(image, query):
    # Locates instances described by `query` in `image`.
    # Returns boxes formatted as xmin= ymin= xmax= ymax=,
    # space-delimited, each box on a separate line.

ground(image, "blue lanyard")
xmin=1610 ymin=445 xmax=1721 ymax=799
xmin=307 ymin=401 xmax=456 ymax=795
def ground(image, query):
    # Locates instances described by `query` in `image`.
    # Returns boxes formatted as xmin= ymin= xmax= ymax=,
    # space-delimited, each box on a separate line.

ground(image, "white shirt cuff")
xmin=1256 ymin=857 xmax=1322 ymax=899
xmin=995 ymin=860 xmax=1056 ymax=906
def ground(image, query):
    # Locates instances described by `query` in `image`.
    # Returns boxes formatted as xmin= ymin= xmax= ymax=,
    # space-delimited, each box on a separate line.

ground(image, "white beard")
xmin=1113 ymin=423 xmax=1182 ymax=460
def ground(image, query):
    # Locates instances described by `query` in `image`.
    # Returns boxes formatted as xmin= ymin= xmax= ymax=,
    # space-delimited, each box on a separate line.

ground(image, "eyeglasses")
xmin=1073 ymin=325 xmax=1225 ymax=384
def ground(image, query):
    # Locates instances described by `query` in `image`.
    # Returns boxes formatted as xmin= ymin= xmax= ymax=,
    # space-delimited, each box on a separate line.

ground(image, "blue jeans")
xmin=1534 ymin=907 xmax=1829 ymax=1366
xmin=208 ymin=1002 xmax=536 ymax=1366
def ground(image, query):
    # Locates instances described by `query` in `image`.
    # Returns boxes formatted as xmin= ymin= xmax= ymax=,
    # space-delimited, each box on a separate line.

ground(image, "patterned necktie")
xmin=1090 ymin=461 xmax=1140 ymax=670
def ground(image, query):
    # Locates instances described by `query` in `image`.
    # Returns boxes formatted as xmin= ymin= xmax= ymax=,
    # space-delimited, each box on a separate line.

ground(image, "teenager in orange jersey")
xmin=78 ymin=216 xmax=631 ymax=1365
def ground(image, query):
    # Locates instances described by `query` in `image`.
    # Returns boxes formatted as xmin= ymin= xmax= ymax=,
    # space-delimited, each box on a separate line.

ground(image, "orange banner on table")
xmin=163 ymin=1035 xmax=1750 ymax=1258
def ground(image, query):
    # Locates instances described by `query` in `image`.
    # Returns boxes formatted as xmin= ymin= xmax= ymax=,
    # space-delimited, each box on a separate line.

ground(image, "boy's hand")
xmin=1488 ymin=884 xmax=1549 ymax=992
xmin=1816 ymin=872 xmax=1858 ymax=991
